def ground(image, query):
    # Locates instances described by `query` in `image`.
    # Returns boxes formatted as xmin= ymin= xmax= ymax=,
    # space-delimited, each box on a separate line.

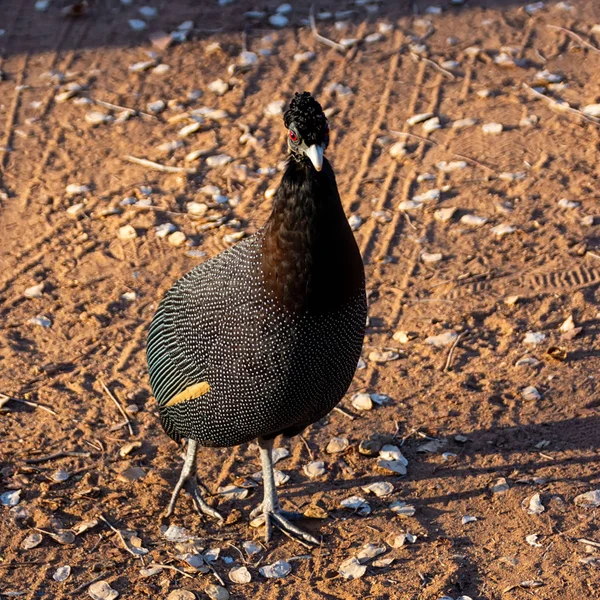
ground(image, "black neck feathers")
xmin=262 ymin=159 xmax=364 ymax=314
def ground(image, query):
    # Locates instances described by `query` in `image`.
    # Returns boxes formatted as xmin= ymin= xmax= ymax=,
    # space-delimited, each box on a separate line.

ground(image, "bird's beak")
xmin=305 ymin=144 xmax=324 ymax=172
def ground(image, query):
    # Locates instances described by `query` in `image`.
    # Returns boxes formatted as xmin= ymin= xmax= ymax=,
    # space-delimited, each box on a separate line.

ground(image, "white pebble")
xmin=294 ymin=51 xmax=315 ymax=63
xmin=452 ymin=118 xmax=477 ymax=129
xmin=413 ymin=189 xmax=440 ymax=202
xmin=146 ymin=100 xmax=165 ymax=114
xmin=352 ymin=392 xmax=373 ymax=411
xmin=24 ymin=282 xmax=44 ymax=298
xmin=491 ymin=224 xmax=516 ymax=237
xmin=259 ymin=560 xmax=291 ymax=578
xmin=421 ymin=252 xmax=443 ymax=263
xmin=460 ymin=214 xmax=488 ymax=226
xmin=268 ymin=14 xmax=288 ymax=27
xmin=482 ymin=122 xmax=503 ymax=134
xmin=389 ymin=141 xmax=407 ymax=159
xmin=85 ymin=111 xmax=112 ymax=126
xmin=156 ymin=223 xmax=177 ymax=238
xmin=437 ymin=160 xmax=467 ymax=172
xmin=521 ymin=386 xmax=541 ymax=401
xmin=206 ymin=154 xmax=232 ymax=168
xmin=434 ymin=207 xmax=457 ymax=222
xmin=129 ymin=19 xmax=148 ymax=31
xmin=425 ymin=331 xmax=458 ymax=347
xmin=264 ymin=100 xmax=285 ymax=116
xmin=66 ymin=183 xmax=89 ymax=196
xmin=348 ymin=214 xmax=362 ymax=231
xmin=178 ymin=122 xmax=201 ymax=137
xmin=168 ymin=231 xmax=187 ymax=247
xmin=303 ymin=461 xmax=326 ymax=478
xmin=523 ymin=331 xmax=546 ymax=345
xmin=156 ymin=140 xmax=183 ymax=154
xmin=407 ymin=112 xmax=434 ymax=126
xmin=138 ymin=6 xmax=157 ymax=18
xmin=398 ymin=200 xmax=423 ymax=211
xmin=582 ymin=104 xmax=600 ymax=118
xmin=558 ymin=198 xmax=580 ymax=209
xmin=208 ymin=79 xmax=229 ymax=95
xmin=338 ymin=557 xmax=366 ymax=580
xmin=422 ymin=117 xmax=441 ymax=132
xmin=118 ymin=225 xmax=137 ymax=241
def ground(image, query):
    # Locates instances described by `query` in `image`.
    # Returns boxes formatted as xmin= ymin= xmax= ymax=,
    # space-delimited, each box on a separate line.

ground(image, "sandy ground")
xmin=1 ymin=1 xmax=600 ymax=598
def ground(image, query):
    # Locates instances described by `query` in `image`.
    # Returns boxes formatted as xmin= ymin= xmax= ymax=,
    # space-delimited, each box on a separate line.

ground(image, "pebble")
xmin=168 ymin=231 xmax=187 ymax=247
xmin=229 ymin=565 xmax=252 ymax=583
xmin=208 ymin=79 xmax=229 ymax=96
xmin=362 ymin=481 xmax=394 ymax=497
xmin=152 ymin=65 xmax=171 ymax=76
xmin=434 ymin=207 xmax=457 ymax=222
xmin=147 ymin=100 xmax=165 ymax=114
xmin=524 ymin=331 xmax=546 ymax=345
xmin=482 ymin=122 xmax=503 ymax=134
xmin=118 ymin=225 xmax=137 ymax=241
xmin=187 ymin=201 xmax=208 ymax=216
xmin=206 ymin=585 xmax=229 ymax=600
xmin=224 ymin=232 xmax=245 ymax=244
xmin=327 ymin=437 xmax=349 ymax=453
xmin=491 ymin=224 xmax=516 ymax=237
xmin=128 ymin=19 xmax=147 ymax=31
xmin=421 ymin=252 xmax=443 ymax=263
xmin=368 ymin=350 xmax=400 ymax=363
xmin=393 ymin=331 xmax=412 ymax=343
xmin=492 ymin=477 xmax=510 ymax=494
xmin=206 ymin=154 xmax=232 ymax=168
xmin=413 ymin=189 xmax=440 ymax=202
xmin=156 ymin=140 xmax=183 ymax=154
xmin=268 ymin=14 xmax=289 ymax=27
xmin=28 ymin=315 xmax=52 ymax=328
xmin=390 ymin=500 xmax=416 ymax=516
xmin=24 ymin=282 xmax=44 ymax=298
xmin=398 ymin=200 xmax=423 ymax=211
xmin=372 ymin=210 xmax=392 ymax=223
xmin=166 ymin=592 xmax=196 ymax=600
xmin=389 ymin=141 xmax=407 ymax=158
xmin=348 ymin=214 xmax=362 ymax=231
xmin=303 ymin=461 xmax=326 ymax=478
xmin=88 ymin=581 xmax=119 ymax=600
xmin=452 ymin=118 xmax=477 ymax=129
xmin=339 ymin=556 xmax=367 ymax=580
xmin=128 ymin=60 xmax=155 ymax=73
xmin=574 ymin=490 xmax=600 ymax=508
xmin=365 ymin=32 xmax=383 ymax=43
xmin=582 ymin=104 xmax=600 ymax=118
xmin=422 ymin=116 xmax=441 ymax=132
xmin=53 ymin=566 xmax=71 ymax=582
xmin=527 ymin=493 xmax=545 ymax=515
xmin=356 ymin=543 xmax=387 ymax=564
xmin=21 ymin=532 xmax=43 ymax=549
xmin=437 ymin=160 xmax=467 ymax=172
xmin=425 ymin=331 xmax=458 ymax=347
xmin=156 ymin=223 xmax=177 ymax=238
xmin=178 ymin=122 xmax=201 ymax=137
xmin=521 ymin=386 xmax=541 ymax=401
xmin=407 ymin=112 xmax=434 ymax=125
xmin=85 ymin=111 xmax=112 ymax=126
xmin=294 ymin=51 xmax=315 ymax=63
xmin=558 ymin=198 xmax=580 ymax=209
xmin=460 ymin=214 xmax=488 ymax=227
xmin=352 ymin=392 xmax=373 ymax=411
xmin=462 ymin=515 xmax=477 ymax=525
xmin=260 ymin=560 xmax=291 ymax=578
xmin=340 ymin=496 xmax=371 ymax=516
xmin=66 ymin=183 xmax=89 ymax=196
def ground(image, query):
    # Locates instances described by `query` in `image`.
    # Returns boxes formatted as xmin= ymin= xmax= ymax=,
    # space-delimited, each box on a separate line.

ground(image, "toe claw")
xmin=265 ymin=510 xmax=320 ymax=546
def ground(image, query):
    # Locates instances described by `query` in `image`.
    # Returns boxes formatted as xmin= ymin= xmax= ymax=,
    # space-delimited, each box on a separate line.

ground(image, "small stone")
xmin=118 ymin=225 xmax=137 ymax=241
xmin=88 ymin=581 xmax=119 ymax=600
xmin=66 ymin=183 xmax=89 ymax=196
xmin=340 ymin=496 xmax=371 ymax=515
xmin=482 ymin=122 xmax=503 ymax=134
xmin=327 ymin=437 xmax=349 ymax=453
xmin=462 ymin=515 xmax=477 ymax=524
xmin=421 ymin=252 xmax=443 ymax=263
xmin=368 ymin=350 xmax=400 ymax=363
xmin=119 ymin=441 xmax=142 ymax=458
xmin=229 ymin=565 xmax=252 ymax=583
xmin=558 ymin=198 xmax=580 ymax=209
xmin=407 ymin=112 xmax=434 ymax=125
xmin=460 ymin=214 xmax=488 ymax=227
xmin=156 ymin=140 xmax=183 ymax=154
xmin=206 ymin=584 xmax=229 ymax=600
xmin=348 ymin=214 xmax=362 ymax=231
xmin=434 ymin=207 xmax=457 ymax=222
xmin=206 ymin=154 xmax=232 ymax=168
xmin=166 ymin=592 xmax=196 ymax=600
xmin=527 ymin=493 xmax=545 ymax=515
xmin=389 ymin=141 xmax=407 ymax=159
xmin=259 ymin=559 xmax=291 ymax=578
xmin=521 ymin=386 xmax=541 ymax=401
xmin=147 ymin=100 xmax=165 ymax=114
xmin=264 ymin=100 xmax=285 ymax=116
xmin=437 ymin=160 xmax=467 ymax=172
xmin=28 ymin=316 xmax=52 ymax=328
xmin=303 ymin=461 xmax=326 ymax=478
xmin=492 ymin=478 xmax=510 ymax=494
xmin=178 ymin=122 xmax=201 ymax=137
xmin=491 ymin=224 xmax=516 ymax=237
xmin=118 ymin=466 xmax=146 ymax=482
xmin=24 ymin=282 xmax=44 ymax=298
xmin=582 ymin=104 xmax=600 ymax=118
xmin=294 ymin=51 xmax=315 ymax=63
xmin=53 ymin=566 xmax=71 ymax=582
xmin=52 ymin=469 xmax=70 ymax=482
xmin=452 ymin=118 xmax=477 ymax=129
xmin=526 ymin=534 xmax=542 ymax=547
xmin=398 ymin=200 xmax=423 ymax=211
xmin=167 ymin=231 xmax=187 ymax=247
xmin=422 ymin=117 xmax=441 ymax=132
xmin=208 ymin=79 xmax=229 ymax=96
xmin=156 ymin=223 xmax=177 ymax=238
xmin=413 ymin=189 xmax=440 ymax=202
xmin=339 ymin=556 xmax=366 ymax=580
xmin=85 ymin=111 xmax=112 ymax=125
xmin=524 ymin=331 xmax=546 ymax=345
xmin=574 ymin=490 xmax=600 ymax=508
xmin=268 ymin=14 xmax=289 ymax=27
xmin=425 ymin=331 xmax=458 ymax=347
xmin=21 ymin=532 xmax=43 ymax=549
xmin=128 ymin=19 xmax=147 ymax=31
xmin=365 ymin=32 xmax=383 ymax=43
xmin=186 ymin=202 xmax=208 ymax=217
xmin=352 ymin=392 xmax=373 ymax=411
xmin=356 ymin=543 xmax=387 ymax=564
xmin=362 ymin=481 xmax=394 ymax=497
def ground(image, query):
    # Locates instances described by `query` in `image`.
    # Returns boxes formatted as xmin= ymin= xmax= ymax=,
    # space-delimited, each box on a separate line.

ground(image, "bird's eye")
xmin=289 ymin=130 xmax=298 ymax=142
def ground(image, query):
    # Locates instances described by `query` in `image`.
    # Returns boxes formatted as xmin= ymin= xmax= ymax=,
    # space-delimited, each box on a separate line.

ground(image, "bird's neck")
xmin=261 ymin=158 xmax=364 ymax=314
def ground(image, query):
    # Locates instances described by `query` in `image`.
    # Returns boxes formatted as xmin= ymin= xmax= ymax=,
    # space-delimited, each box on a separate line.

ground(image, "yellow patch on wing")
xmin=165 ymin=382 xmax=211 ymax=407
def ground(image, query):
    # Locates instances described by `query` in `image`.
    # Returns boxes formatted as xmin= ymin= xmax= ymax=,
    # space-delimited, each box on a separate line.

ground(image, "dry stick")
xmin=522 ymin=83 xmax=600 ymax=126
xmin=309 ymin=5 xmax=346 ymax=52
xmin=87 ymin=96 xmax=156 ymax=119
xmin=99 ymin=515 xmax=144 ymax=559
xmin=333 ymin=406 xmax=355 ymax=420
xmin=411 ymin=53 xmax=455 ymax=80
xmin=203 ymin=558 xmax=226 ymax=586
xmin=99 ymin=380 xmax=134 ymax=436
xmin=0 ymin=392 xmax=58 ymax=416
xmin=150 ymin=562 xmax=194 ymax=578
xmin=442 ymin=331 xmax=467 ymax=372
xmin=25 ymin=450 xmax=90 ymax=464
xmin=299 ymin=435 xmax=315 ymax=461
xmin=122 ymin=155 xmax=198 ymax=174
xmin=547 ymin=24 xmax=600 ymax=55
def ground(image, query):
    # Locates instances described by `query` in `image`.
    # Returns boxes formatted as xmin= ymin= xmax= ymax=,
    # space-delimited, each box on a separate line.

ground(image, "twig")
xmin=24 ymin=450 xmax=91 ymax=464
xmin=442 ymin=331 xmax=467 ymax=372
xmin=99 ymin=515 xmax=143 ymax=559
xmin=309 ymin=5 xmax=346 ymax=52
xmin=587 ymin=251 xmax=600 ymax=260
xmin=333 ymin=406 xmax=355 ymax=420
xmin=547 ymin=25 xmax=600 ymax=55
xmin=299 ymin=435 xmax=315 ymax=461
xmin=522 ymin=83 xmax=600 ymax=126
xmin=578 ymin=538 xmax=600 ymax=549
xmin=88 ymin=96 xmax=156 ymax=119
xmin=150 ymin=562 xmax=194 ymax=578
xmin=99 ymin=380 xmax=134 ymax=436
xmin=203 ymin=558 xmax=226 ymax=586
xmin=0 ymin=392 xmax=58 ymax=416
xmin=122 ymin=155 xmax=197 ymax=174
xmin=69 ymin=574 xmax=104 ymax=596
xmin=411 ymin=53 xmax=455 ymax=79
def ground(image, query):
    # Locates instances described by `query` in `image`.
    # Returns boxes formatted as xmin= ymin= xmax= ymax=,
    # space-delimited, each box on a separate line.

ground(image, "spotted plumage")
xmin=146 ymin=92 xmax=366 ymax=544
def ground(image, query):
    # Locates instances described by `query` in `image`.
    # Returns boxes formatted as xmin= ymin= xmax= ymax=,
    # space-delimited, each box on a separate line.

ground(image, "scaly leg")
xmin=165 ymin=439 xmax=223 ymax=521
xmin=256 ymin=437 xmax=319 ymax=545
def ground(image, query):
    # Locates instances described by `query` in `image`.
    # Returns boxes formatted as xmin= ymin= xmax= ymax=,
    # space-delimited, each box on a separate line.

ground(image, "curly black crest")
xmin=284 ymin=92 xmax=328 ymax=146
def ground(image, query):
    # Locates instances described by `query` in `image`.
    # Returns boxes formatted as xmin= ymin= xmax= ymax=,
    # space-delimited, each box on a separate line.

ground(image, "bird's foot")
xmin=164 ymin=476 xmax=223 ymax=521
xmin=250 ymin=503 xmax=303 ymax=521
xmin=254 ymin=507 xmax=319 ymax=546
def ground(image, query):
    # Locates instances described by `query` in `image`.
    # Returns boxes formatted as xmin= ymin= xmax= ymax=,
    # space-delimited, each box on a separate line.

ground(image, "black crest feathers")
xmin=284 ymin=92 xmax=328 ymax=146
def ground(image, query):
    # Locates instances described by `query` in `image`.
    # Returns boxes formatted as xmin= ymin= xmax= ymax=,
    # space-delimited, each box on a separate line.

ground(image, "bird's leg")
xmin=257 ymin=437 xmax=319 ymax=545
xmin=165 ymin=439 xmax=223 ymax=521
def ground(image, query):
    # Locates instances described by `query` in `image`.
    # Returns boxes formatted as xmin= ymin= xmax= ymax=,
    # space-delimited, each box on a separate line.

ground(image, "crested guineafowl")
xmin=146 ymin=91 xmax=367 ymax=544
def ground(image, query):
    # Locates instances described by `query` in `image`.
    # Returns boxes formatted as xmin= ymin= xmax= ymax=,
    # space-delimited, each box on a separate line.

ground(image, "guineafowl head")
xmin=284 ymin=92 xmax=329 ymax=172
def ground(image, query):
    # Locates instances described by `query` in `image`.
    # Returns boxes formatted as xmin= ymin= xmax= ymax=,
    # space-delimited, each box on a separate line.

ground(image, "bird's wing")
xmin=146 ymin=234 xmax=263 ymax=408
